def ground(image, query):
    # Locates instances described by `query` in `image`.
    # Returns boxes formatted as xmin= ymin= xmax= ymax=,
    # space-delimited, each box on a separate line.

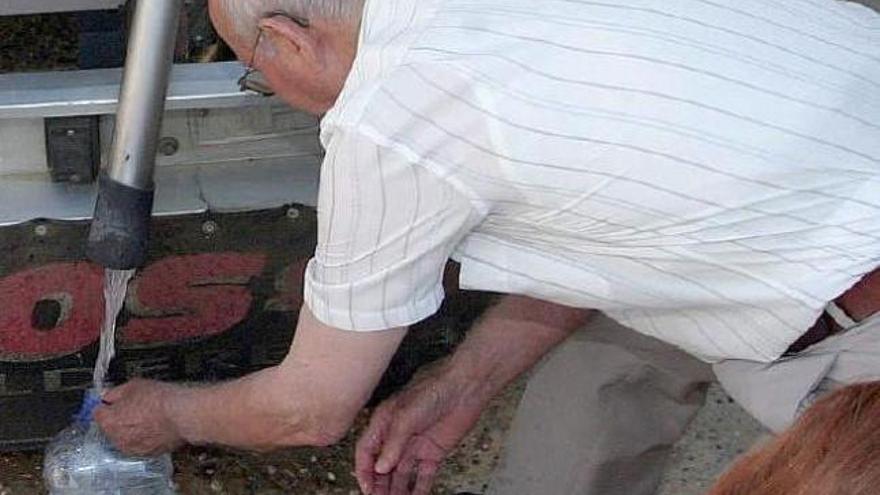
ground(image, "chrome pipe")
xmin=87 ymin=0 xmax=182 ymax=269
xmin=107 ymin=0 xmax=182 ymax=189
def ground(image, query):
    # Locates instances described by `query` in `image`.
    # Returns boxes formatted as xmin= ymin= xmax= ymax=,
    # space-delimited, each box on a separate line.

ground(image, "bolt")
xmin=34 ymin=225 xmax=48 ymax=237
xmin=158 ymin=137 xmax=180 ymax=156
xmin=286 ymin=208 xmax=301 ymax=220
xmin=66 ymin=129 xmax=76 ymax=137
xmin=201 ymin=220 xmax=218 ymax=236
xmin=69 ymin=174 xmax=82 ymax=184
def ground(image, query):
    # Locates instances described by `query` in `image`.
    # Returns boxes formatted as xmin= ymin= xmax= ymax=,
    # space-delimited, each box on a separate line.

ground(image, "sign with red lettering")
xmin=0 ymin=254 xmax=272 ymax=360
xmin=0 ymin=207 xmax=485 ymax=451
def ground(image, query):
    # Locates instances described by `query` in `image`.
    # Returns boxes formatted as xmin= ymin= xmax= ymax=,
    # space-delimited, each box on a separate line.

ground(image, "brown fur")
xmin=708 ymin=382 xmax=880 ymax=495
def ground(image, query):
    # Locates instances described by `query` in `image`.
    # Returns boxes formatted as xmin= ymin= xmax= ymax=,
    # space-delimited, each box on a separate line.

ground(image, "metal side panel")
xmin=0 ymin=0 xmax=125 ymax=16
xmin=102 ymin=105 xmax=324 ymax=170
xmin=0 ymin=103 xmax=323 ymax=225
xmin=0 ymin=62 xmax=266 ymax=119
xmin=196 ymin=158 xmax=321 ymax=212
xmin=1 ymin=105 xmax=322 ymax=176
xmin=0 ymin=157 xmax=321 ymax=226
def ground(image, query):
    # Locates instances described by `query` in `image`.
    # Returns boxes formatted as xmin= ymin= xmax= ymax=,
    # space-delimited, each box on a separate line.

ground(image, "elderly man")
xmin=96 ymin=0 xmax=880 ymax=494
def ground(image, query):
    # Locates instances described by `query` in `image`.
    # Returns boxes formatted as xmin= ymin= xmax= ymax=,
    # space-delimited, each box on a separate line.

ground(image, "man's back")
xmin=313 ymin=0 xmax=880 ymax=362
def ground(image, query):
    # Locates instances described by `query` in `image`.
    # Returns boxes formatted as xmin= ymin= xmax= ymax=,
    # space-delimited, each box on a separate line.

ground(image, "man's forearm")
xmin=163 ymin=308 xmax=407 ymax=451
xmin=448 ymin=295 xmax=593 ymax=401
xmin=165 ymin=365 xmax=337 ymax=451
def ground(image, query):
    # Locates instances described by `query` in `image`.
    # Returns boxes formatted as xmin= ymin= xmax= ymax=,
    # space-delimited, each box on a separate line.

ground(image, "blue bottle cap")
xmin=74 ymin=389 xmax=102 ymax=426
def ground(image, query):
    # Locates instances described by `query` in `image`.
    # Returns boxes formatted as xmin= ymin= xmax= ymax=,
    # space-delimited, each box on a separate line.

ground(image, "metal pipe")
xmin=108 ymin=0 xmax=182 ymax=189
xmin=87 ymin=0 xmax=182 ymax=269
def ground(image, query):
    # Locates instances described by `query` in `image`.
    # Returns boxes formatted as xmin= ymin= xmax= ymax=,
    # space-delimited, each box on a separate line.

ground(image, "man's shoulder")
xmin=323 ymin=59 xmax=481 ymax=142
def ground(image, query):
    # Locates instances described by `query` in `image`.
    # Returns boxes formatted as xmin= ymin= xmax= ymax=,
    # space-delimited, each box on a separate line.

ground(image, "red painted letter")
xmin=0 ymin=263 xmax=103 ymax=361
xmin=123 ymin=253 xmax=266 ymax=346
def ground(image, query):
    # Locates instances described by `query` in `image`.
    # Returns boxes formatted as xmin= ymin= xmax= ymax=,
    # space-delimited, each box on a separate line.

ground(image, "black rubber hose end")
xmin=86 ymin=172 xmax=154 ymax=270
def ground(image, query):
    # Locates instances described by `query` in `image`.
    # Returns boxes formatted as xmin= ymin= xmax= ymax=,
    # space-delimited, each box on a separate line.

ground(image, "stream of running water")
xmin=92 ymin=268 xmax=135 ymax=394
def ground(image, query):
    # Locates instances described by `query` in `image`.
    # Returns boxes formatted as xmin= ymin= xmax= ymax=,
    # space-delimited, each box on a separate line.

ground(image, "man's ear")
xmin=258 ymin=15 xmax=319 ymax=65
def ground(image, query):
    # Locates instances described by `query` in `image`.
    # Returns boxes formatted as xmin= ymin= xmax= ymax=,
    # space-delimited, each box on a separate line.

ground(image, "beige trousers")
xmin=486 ymin=312 xmax=880 ymax=495
xmin=487 ymin=314 xmax=713 ymax=495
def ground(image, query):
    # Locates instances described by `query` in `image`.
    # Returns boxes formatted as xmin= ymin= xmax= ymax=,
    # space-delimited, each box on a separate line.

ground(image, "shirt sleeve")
xmin=303 ymin=125 xmax=484 ymax=331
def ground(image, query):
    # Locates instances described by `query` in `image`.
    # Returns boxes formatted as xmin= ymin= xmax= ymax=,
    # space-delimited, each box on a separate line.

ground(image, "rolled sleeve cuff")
xmin=303 ymin=260 xmax=446 ymax=331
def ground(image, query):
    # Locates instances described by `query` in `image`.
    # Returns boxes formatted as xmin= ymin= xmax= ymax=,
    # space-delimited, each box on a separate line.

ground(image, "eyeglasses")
xmin=237 ymin=12 xmax=310 ymax=97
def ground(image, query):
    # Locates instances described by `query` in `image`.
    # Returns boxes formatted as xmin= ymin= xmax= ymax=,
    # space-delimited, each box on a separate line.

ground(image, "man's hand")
xmin=357 ymin=295 xmax=592 ymax=495
xmin=95 ymin=379 xmax=184 ymax=456
xmin=355 ymin=359 xmax=490 ymax=495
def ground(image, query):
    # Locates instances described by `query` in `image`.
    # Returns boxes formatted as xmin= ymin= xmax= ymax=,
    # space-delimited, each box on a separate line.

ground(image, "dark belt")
xmin=785 ymin=270 xmax=880 ymax=356
xmin=784 ymin=311 xmax=844 ymax=355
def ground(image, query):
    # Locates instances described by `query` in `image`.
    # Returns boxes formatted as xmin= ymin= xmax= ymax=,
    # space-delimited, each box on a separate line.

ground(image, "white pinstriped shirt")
xmin=303 ymin=0 xmax=880 ymax=363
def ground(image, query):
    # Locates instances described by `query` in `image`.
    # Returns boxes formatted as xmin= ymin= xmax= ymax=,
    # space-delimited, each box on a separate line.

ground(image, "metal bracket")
xmin=44 ymin=116 xmax=100 ymax=184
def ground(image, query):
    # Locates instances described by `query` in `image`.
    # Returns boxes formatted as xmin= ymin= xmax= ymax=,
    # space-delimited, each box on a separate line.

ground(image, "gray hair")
xmin=217 ymin=0 xmax=365 ymax=41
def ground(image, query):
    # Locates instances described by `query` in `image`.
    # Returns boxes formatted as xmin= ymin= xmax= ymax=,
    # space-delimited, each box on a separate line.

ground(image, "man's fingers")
xmin=101 ymin=378 xmax=146 ymax=402
xmin=372 ymin=473 xmax=391 ymax=495
xmin=355 ymin=431 xmax=378 ymax=484
xmin=389 ymin=454 xmax=417 ymax=495
xmin=412 ymin=461 xmax=440 ymax=495
xmin=355 ymin=436 xmax=378 ymax=494
xmin=356 ymin=403 xmax=396 ymax=493
xmin=375 ymin=412 xmax=421 ymax=474
xmin=93 ymin=407 xmax=110 ymax=430
xmin=355 ymin=462 xmax=375 ymax=494
xmin=101 ymin=385 xmax=127 ymax=403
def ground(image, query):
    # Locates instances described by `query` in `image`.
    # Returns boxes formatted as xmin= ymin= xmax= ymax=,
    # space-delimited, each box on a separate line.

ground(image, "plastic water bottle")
xmin=43 ymin=390 xmax=175 ymax=495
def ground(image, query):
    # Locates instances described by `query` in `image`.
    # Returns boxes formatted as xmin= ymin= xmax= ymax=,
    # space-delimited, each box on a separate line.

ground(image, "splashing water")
xmin=93 ymin=268 xmax=135 ymax=394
